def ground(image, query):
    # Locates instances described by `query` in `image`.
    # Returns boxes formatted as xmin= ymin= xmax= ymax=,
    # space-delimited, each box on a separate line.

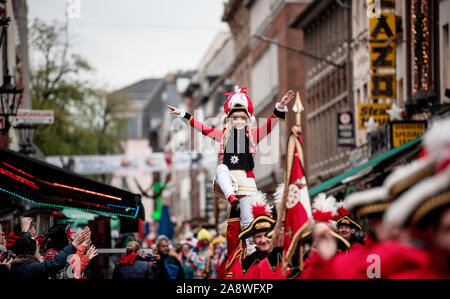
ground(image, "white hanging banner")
xmin=46 ymin=152 xmax=217 ymax=174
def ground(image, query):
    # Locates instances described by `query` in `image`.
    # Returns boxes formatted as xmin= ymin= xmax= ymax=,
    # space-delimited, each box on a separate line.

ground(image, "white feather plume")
xmin=312 ymin=193 xmax=338 ymax=216
xmin=273 ymin=183 xmax=285 ymax=214
xmin=248 ymin=190 xmax=272 ymax=215
xmin=424 ymin=118 xmax=450 ymax=159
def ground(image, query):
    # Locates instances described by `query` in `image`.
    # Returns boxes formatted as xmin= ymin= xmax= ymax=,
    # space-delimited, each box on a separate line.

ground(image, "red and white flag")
xmin=274 ymin=134 xmax=312 ymax=253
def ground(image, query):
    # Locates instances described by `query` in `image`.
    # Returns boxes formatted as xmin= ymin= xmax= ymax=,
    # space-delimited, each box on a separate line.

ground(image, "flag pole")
xmin=271 ymin=92 xmax=304 ymax=247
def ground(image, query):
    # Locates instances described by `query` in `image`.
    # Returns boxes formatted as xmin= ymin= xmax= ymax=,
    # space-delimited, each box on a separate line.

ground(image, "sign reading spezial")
xmin=391 ymin=121 xmax=427 ymax=148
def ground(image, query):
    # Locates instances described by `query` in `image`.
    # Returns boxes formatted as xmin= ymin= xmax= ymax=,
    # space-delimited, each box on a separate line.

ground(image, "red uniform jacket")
xmin=388 ymin=246 xmax=449 ymax=279
xmin=300 ymin=237 xmax=428 ymax=279
xmin=224 ymin=218 xmax=287 ymax=279
xmin=255 ymin=247 xmax=288 ymax=279
xmin=223 ymin=208 xmax=262 ymax=279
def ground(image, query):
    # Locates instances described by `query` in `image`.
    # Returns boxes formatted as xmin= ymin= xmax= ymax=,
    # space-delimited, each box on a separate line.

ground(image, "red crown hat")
xmin=222 ymin=85 xmax=254 ymax=117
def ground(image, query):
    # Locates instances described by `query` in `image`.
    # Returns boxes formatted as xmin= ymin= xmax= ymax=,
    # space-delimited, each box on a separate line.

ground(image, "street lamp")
xmin=0 ymin=15 xmax=10 ymax=48
xmin=14 ymin=123 xmax=36 ymax=155
xmin=0 ymin=70 xmax=23 ymax=132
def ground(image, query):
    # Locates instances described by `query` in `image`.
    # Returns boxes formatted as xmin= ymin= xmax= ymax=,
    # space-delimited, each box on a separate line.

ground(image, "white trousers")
xmin=215 ymin=164 xmax=254 ymax=230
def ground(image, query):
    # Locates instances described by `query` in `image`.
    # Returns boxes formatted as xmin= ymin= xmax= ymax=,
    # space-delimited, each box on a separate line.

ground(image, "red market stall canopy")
xmin=0 ymin=147 xmax=143 ymax=219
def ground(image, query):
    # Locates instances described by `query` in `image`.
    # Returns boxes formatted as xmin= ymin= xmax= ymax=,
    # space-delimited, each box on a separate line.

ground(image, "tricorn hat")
xmin=336 ymin=215 xmax=362 ymax=231
xmin=238 ymin=191 xmax=275 ymax=240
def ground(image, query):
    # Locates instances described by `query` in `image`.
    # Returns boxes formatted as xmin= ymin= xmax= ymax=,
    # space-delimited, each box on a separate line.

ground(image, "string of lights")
xmin=412 ymin=0 xmax=431 ymax=95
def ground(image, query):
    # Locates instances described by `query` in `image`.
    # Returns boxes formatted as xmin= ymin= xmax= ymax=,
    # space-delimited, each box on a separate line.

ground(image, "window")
xmin=251 ymin=39 xmax=279 ymax=107
xmin=443 ymin=24 xmax=450 ymax=102
xmin=363 ymin=83 xmax=368 ymax=103
xmin=250 ymin=0 xmax=272 ymax=36
xmin=398 ymin=78 xmax=404 ymax=104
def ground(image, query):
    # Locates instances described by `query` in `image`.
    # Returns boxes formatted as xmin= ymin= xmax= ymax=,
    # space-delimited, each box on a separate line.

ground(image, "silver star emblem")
xmin=230 ymin=155 xmax=239 ymax=164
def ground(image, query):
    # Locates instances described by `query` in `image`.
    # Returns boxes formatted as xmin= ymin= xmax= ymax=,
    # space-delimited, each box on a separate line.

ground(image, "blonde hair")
xmin=219 ymin=114 xmax=256 ymax=155
xmin=125 ymin=241 xmax=141 ymax=254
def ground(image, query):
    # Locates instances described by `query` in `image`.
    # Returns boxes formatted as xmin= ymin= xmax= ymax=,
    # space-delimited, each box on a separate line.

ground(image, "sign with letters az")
xmin=370 ymin=73 xmax=396 ymax=99
xmin=369 ymin=4 xmax=396 ymax=101
xmin=370 ymin=42 xmax=395 ymax=69
xmin=369 ymin=12 xmax=396 ymax=41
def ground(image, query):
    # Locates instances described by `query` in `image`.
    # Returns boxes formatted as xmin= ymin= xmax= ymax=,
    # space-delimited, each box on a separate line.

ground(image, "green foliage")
xmin=29 ymin=19 xmax=128 ymax=157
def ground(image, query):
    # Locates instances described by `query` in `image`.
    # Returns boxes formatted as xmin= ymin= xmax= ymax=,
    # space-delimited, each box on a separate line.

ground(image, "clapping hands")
xmin=72 ymin=227 xmax=91 ymax=248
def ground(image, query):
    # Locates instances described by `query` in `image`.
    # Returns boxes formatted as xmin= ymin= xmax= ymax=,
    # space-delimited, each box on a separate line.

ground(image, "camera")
xmin=141 ymin=248 xmax=156 ymax=262
xmin=5 ymin=250 xmax=16 ymax=262
xmin=144 ymin=255 xmax=156 ymax=262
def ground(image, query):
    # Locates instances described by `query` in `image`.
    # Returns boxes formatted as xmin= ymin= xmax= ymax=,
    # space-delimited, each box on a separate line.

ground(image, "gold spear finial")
xmin=292 ymin=92 xmax=303 ymax=126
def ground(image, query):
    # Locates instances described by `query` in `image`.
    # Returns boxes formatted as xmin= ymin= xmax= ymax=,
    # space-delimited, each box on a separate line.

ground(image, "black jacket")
xmin=113 ymin=255 xmax=155 ymax=280
xmin=156 ymin=254 xmax=184 ymax=279
xmin=0 ymin=264 xmax=10 ymax=280
xmin=9 ymin=243 xmax=77 ymax=279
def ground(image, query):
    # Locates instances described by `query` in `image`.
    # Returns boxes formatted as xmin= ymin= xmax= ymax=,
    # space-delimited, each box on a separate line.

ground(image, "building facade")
xmin=291 ymin=0 xmax=353 ymax=185
xmin=289 ymin=0 xmax=450 ymax=195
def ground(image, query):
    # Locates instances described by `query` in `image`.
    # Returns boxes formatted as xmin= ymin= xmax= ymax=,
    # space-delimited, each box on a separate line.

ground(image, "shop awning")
xmin=308 ymin=136 xmax=423 ymax=197
xmin=0 ymin=147 xmax=143 ymax=219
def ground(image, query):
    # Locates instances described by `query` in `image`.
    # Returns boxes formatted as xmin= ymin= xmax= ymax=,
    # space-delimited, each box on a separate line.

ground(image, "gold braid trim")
xmin=329 ymin=231 xmax=351 ymax=248
xmin=228 ymin=217 xmax=240 ymax=223
xmin=390 ymin=164 xmax=435 ymax=197
xmin=410 ymin=189 xmax=450 ymax=226
xmin=225 ymin=244 xmax=244 ymax=271
xmin=269 ymin=250 xmax=283 ymax=271
xmin=282 ymin=219 xmax=314 ymax=275
xmin=356 ymin=202 xmax=391 ymax=218
xmin=242 ymin=255 xmax=262 ymax=274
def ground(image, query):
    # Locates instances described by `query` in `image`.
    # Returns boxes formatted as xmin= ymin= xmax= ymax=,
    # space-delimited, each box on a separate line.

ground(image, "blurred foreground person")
xmin=113 ymin=241 xmax=155 ymax=279
xmin=384 ymin=156 xmax=450 ymax=277
xmin=6 ymin=218 xmax=36 ymax=249
xmin=383 ymin=118 xmax=450 ymax=278
xmin=43 ymin=224 xmax=96 ymax=279
xmin=9 ymin=224 xmax=90 ymax=279
xmin=0 ymin=246 xmax=11 ymax=280
xmin=299 ymin=118 xmax=450 ymax=279
xmin=299 ymin=175 xmax=430 ymax=278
